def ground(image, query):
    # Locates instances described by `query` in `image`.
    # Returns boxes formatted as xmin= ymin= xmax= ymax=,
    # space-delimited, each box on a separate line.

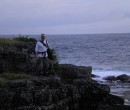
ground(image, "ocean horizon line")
xmin=0 ymin=32 xmax=130 ymax=36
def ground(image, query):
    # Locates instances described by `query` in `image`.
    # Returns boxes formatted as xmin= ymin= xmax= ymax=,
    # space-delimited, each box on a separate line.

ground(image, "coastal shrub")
xmin=49 ymin=48 xmax=58 ymax=61
xmin=13 ymin=35 xmax=36 ymax=43
xmin=49 ymin=49 xmax=61 ymax=70
xmin=0 ymin=73 xmax=31 ymax=80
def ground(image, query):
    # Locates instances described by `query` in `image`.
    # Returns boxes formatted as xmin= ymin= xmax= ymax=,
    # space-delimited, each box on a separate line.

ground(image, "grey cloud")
xmin=0 ymin=0 xmax=130 ymax=34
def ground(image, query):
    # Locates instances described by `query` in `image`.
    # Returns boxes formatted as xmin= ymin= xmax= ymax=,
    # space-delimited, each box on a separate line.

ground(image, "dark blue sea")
xmin=1 ymin=33 xmax=130 ymax=78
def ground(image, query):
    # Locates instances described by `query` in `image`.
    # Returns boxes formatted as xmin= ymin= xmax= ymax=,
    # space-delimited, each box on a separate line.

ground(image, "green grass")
xmin=0 ymin=35 xmax=36 ymax=45
xmin=0 ymin=77 xmax=9 ymax=87
xmin=0 ymin=38 xmax=20 ymax=45
xmin=0 ymin=72 xmax=31 ymax=80
xmin=13 ymin=35 xmax=36 ymax=43
xmin=0 ymin=73 xmax=31 ymax=87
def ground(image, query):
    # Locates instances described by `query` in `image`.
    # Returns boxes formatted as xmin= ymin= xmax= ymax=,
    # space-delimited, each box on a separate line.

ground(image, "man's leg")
xmin=42 ymin=58 xmax=49 ymax=75
xmin=36 ymin=58 xmax=43 ymax=75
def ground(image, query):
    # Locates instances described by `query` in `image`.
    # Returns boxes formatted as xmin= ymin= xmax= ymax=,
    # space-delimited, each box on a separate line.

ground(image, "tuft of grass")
xmin=0 ymin=35 xmax=36 ymax=45
xmin=0 ymin=72 xmax=31 ymax=80
xmin=0 ymin=38 xmax=20 ymax=45
xmin=53 ymin=62 xmax=61 ymax=74
xmin=13 ymin=35 xmax=36 ymax=43
xmin=0 ymin=77 xmax=9 ymax=87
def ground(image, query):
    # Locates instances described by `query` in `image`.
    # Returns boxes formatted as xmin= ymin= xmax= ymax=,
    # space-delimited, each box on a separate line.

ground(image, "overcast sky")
xmin=0 ymin=0 xmax=130 ymax=35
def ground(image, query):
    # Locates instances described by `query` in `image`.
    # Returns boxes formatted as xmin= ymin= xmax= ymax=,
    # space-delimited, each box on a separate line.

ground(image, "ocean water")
xmin=45 ymin=33 xmax=130 ymax=78
xmin=1 ymin=33 xmax=130 ymax=78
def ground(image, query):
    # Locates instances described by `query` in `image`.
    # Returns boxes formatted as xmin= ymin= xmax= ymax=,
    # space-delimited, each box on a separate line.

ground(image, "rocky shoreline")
xmin=0 ymin=41 xmax=130 ymax=110
xmin=101 ymin=74 xmax=130 ymax=106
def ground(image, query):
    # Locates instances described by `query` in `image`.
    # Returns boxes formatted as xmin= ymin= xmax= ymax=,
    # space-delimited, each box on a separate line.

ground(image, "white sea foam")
xmin=92 ymin=69 xmax=130 ymax=82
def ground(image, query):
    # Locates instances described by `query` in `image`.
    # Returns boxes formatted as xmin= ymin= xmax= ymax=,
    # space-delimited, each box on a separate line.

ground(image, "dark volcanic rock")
xmin=117 ymin=74 xmax=130 ymax=82
xmin=104 ymin=74 xmax=130 ymax=82
xmin=91 ymin=74 xmax=100 ymax=78
xmin=0 ymin=61 xmax=4 ymax=73
xmin=60 ymin=64 xmax=92 ymax=80
xmin=103 ymin=94 xmax=124 ymax=105
xmin=98 ymin=105 xmax=130 ymax=110
xmin=0 ymin=76 xmax=112 ymax=110
xmin=103 ymin=76 xmax=117 ymax=81
xmin=0 ymin=42 xmax=35 ymax=73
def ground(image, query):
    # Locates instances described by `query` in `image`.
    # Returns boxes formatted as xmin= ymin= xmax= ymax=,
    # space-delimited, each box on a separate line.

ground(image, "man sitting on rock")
xmin=35 ymin=34 xmax=49 ymax=75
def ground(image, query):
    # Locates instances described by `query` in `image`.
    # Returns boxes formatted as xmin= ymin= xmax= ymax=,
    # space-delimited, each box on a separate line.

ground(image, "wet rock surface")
xmin=100 ymin=73 xmax=130 ymax=106
xmin=117 ymin=74 xmax=130 ymax=82
xmin=103 ymin=74 xmax=130 ymax=82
